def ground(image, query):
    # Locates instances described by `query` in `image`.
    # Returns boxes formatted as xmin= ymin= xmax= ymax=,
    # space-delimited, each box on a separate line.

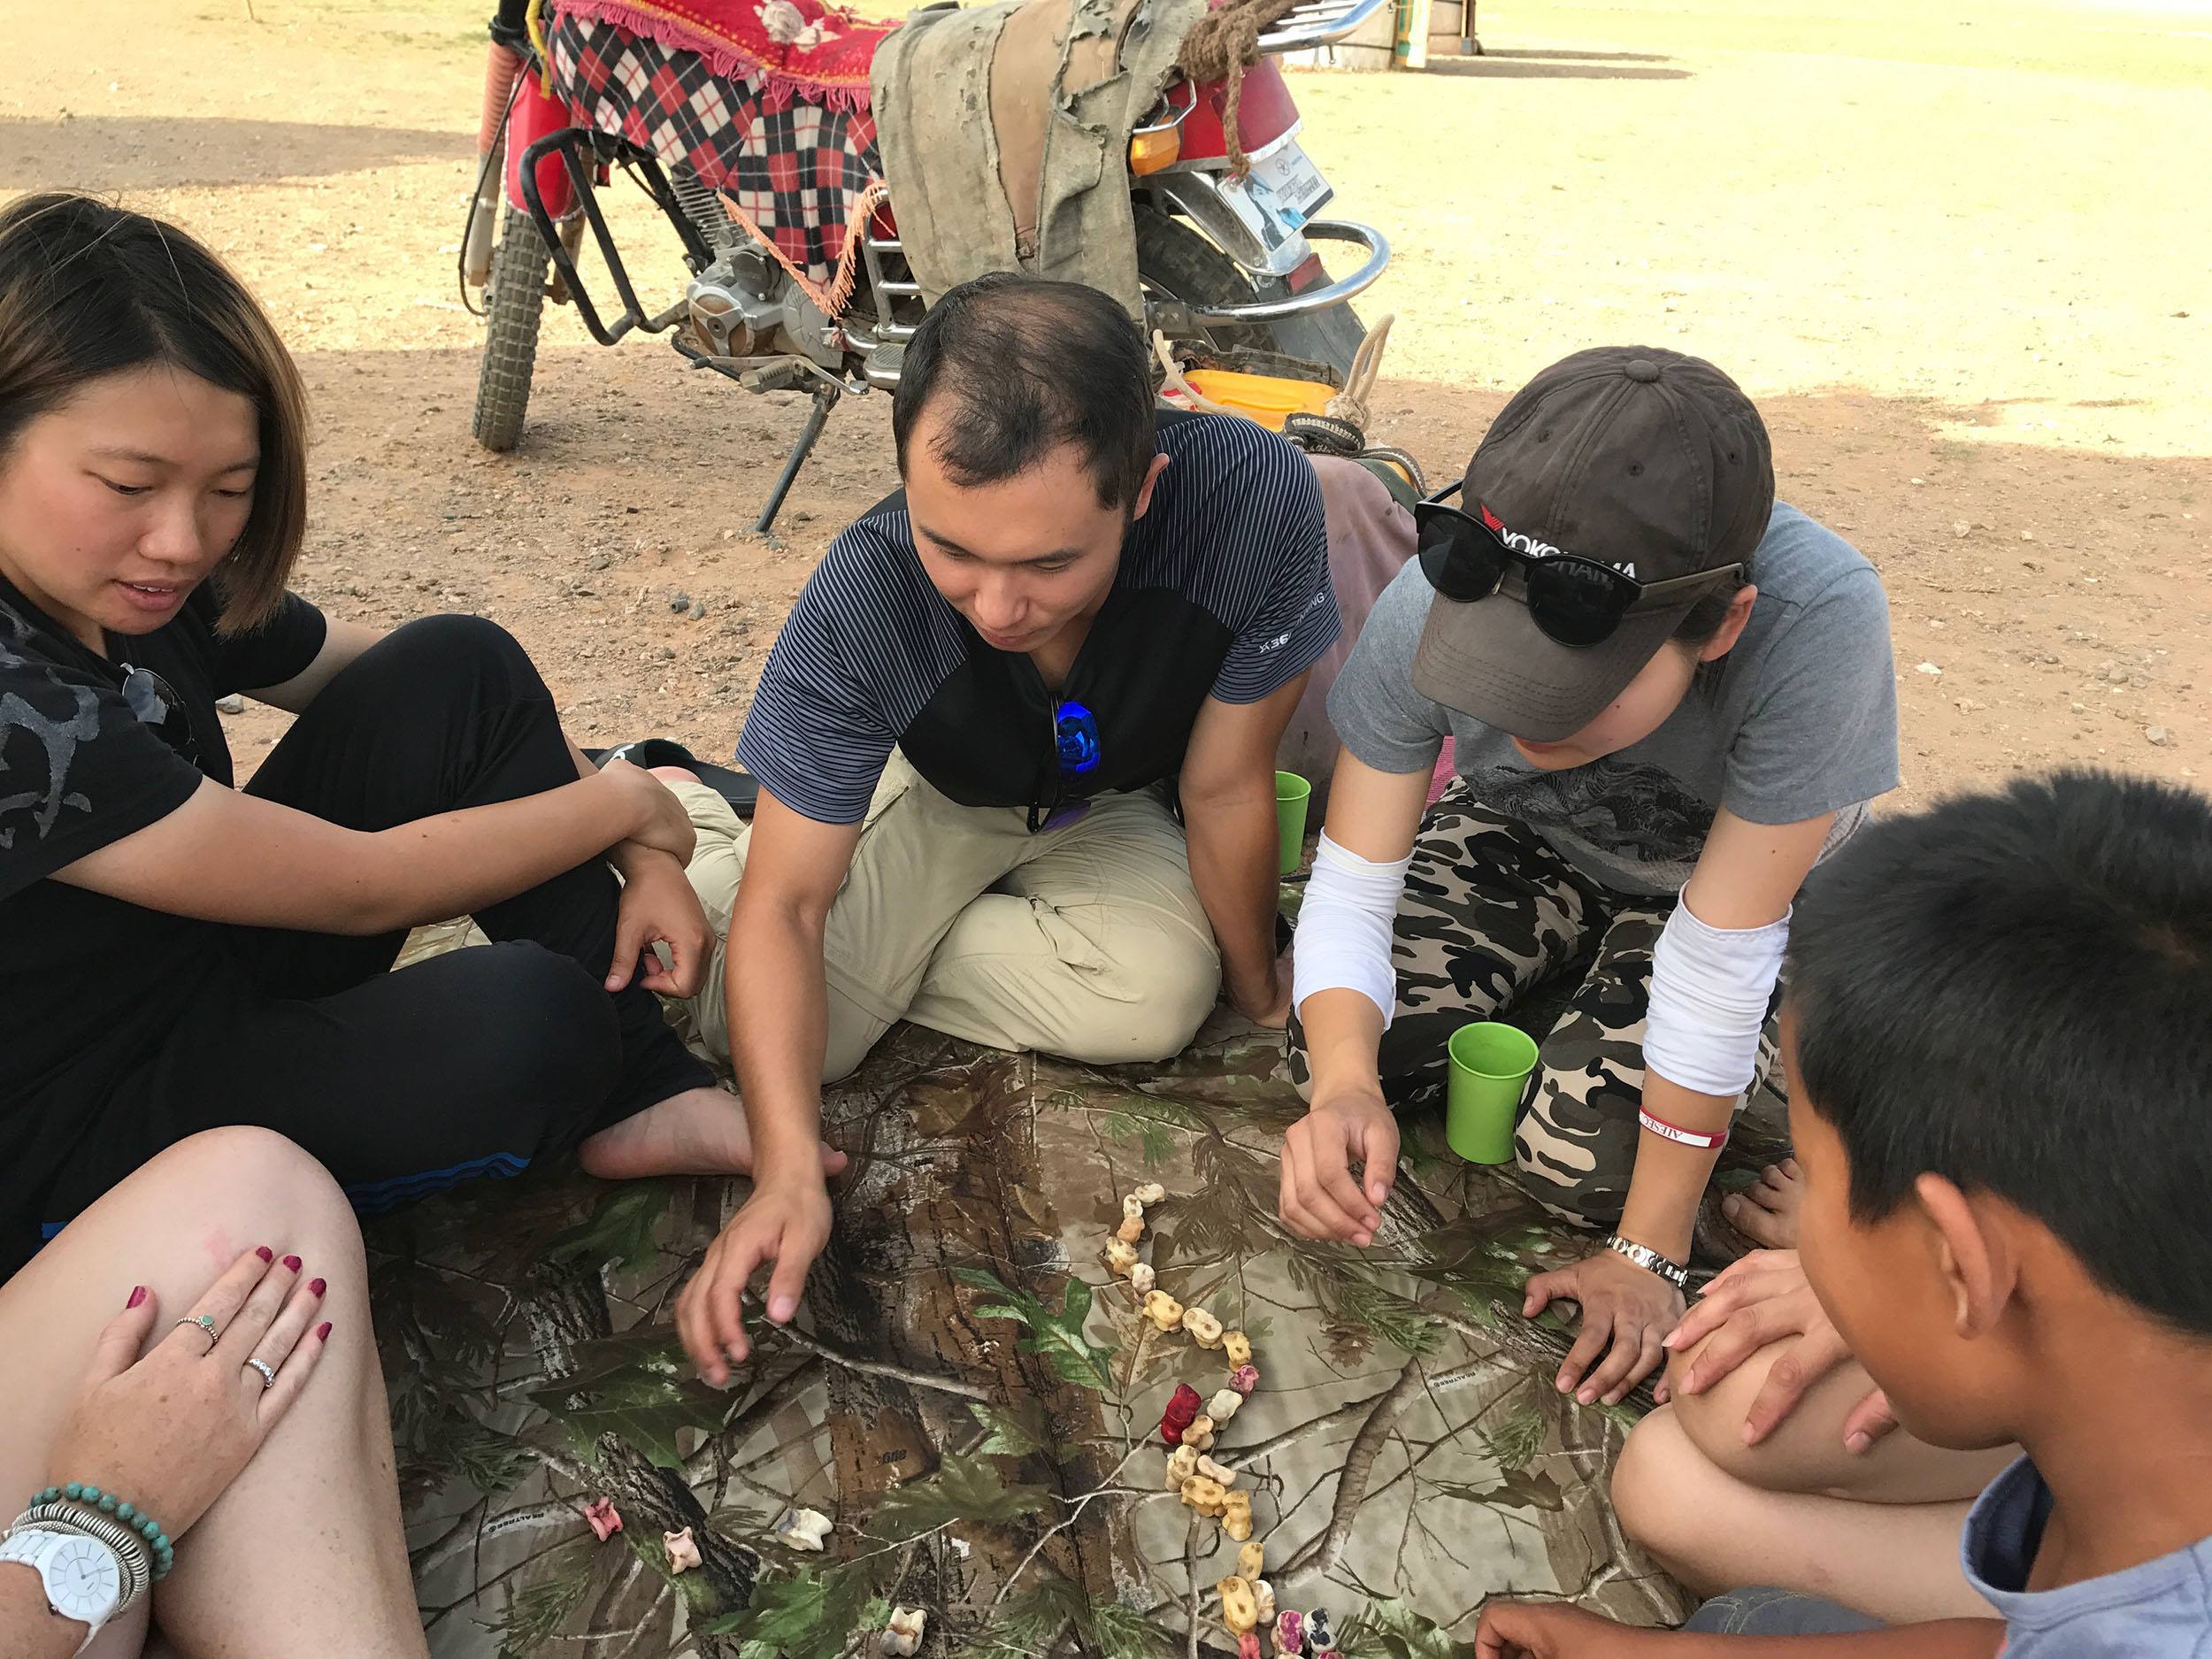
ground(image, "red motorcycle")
xmin=462 ymin=0 xmax=1391 ymax=530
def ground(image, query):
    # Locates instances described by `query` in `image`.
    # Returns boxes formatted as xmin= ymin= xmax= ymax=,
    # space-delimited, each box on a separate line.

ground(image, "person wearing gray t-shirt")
xmin=1281 ymin=346 xmax=1899 ymax=1410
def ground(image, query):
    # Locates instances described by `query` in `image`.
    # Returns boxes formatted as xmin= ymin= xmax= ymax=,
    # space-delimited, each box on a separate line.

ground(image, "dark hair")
xmin=0 ymin=193 xmax=308 ymax=633
xmin=1671 ymin=566 xmax=1751 ymax=694
xmin=1672 ymin=568 xmax=1750 ymax=649
xmin=1787 ymin=769 xmax=2212 ymax=1337
xmin=892 ymin=273 xmax=1156 ymax=511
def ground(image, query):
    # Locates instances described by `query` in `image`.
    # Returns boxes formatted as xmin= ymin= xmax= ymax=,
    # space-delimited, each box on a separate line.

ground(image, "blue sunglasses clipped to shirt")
xmin=1030 ymin=700 xmax=1101 ymax=832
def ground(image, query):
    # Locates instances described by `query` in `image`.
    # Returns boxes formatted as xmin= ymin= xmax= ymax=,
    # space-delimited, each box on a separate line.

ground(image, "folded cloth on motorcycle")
xmin=870 ymin=0 xmax=1205 ymax=317
xmin=547 ymin=7 xmax=885 ymax=295
xmin=550 ymin=0 xmax=890 ymax=111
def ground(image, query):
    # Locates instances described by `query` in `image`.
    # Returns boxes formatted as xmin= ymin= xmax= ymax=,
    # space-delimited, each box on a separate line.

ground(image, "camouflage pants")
xmin=1289 ymin=787 xmax=1779 ymax=1229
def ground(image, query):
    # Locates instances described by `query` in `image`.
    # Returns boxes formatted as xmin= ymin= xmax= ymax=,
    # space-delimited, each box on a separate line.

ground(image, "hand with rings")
xmin=42 ymin=1246 xmax=334 ymax=1548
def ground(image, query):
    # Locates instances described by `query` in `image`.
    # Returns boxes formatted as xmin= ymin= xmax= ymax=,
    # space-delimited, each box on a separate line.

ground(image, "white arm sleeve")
xmin=1291 ymin=831 xmax=1413 ymax=1026
xmin=1641 ymin=899 xmax=1792 ymax=1101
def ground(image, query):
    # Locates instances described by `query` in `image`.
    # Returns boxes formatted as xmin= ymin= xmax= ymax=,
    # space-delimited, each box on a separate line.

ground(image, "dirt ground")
xmin=3 ymin=0 xmax=2208 ymax=803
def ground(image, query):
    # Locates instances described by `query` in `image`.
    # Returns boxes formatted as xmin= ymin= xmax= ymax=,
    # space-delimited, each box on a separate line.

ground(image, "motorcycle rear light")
xmin=1128 ymin=126 xmax=1181 ymax=176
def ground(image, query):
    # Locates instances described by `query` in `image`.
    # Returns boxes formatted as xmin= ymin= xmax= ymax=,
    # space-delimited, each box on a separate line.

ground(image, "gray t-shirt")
xmin=1964 ymin=1457 xmax=2212 ymax=1656
xmin=1327 ymin=502 xmax=1900 ymax=895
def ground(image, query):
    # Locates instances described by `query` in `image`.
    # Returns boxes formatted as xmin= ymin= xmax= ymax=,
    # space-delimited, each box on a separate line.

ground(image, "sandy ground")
xmin=3 ymin=0 xmax=2208 ymax=803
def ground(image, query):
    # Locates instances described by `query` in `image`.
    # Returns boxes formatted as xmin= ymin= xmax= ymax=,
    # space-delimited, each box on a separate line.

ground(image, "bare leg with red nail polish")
xmin=0 ymin=1128 xmax=425 ymax=1658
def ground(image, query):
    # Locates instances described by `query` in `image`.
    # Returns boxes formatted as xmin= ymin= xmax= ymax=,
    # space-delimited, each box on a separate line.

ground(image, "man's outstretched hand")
xmin=1524 ymin=1247 xmax=1685 ymax=1407
xmin=676 ymin=1172 xmax=832 ymax=1386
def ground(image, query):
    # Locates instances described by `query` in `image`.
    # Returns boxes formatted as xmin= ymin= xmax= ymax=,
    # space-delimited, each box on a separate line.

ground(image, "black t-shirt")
xmin=0 ymin=573 xmax=327 ymax=1215
xmin=735 ymin=411 xmax=1340 ymax=823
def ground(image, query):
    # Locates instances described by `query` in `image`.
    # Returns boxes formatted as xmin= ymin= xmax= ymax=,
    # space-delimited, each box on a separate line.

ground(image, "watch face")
xmin=47 ymin=1536 xmax=120 ymax=1621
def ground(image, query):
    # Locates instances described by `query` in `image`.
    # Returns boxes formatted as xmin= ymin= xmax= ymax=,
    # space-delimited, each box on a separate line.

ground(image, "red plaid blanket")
xmin=549 ymin=0 xmax=890 ymax=112
xmin=546 ymin=0 xmax=891 ymax=303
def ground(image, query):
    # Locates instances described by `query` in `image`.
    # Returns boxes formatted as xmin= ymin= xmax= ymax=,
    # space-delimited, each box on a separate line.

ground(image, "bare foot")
xmin=1721 ymin=1156 xmax=1804 ymax=1249
xmin=577 ymin=1087 xmax=850 ymax=1182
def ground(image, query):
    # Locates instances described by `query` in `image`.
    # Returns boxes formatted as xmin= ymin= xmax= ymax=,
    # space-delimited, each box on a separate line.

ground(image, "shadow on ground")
xmin=1 ymin=115 xmax=460 ymax=191
xmin=1424 ymin=50 xmax=1692 ymax=82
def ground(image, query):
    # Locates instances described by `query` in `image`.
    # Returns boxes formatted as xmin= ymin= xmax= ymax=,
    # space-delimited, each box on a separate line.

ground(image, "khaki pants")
xmin=672 ymin=752 xmax=1223 ymax=1079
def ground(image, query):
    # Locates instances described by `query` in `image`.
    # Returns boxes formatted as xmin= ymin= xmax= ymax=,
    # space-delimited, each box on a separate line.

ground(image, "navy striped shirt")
xmin=738 ymin=412 xmax=1339 ymax=824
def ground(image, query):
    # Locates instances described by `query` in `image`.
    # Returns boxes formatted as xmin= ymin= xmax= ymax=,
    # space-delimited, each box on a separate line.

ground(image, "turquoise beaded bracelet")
xmin=29 ymin=1485 xmax=174 ymax=1580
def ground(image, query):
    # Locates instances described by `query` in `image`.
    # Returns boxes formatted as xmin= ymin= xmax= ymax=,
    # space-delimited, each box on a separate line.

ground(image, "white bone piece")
xmin=1165 ymin=1444 xmax=1201 ymax=1488
xmin=773 ymin=1507 xmax=833 ymax=1551
xmin=879 ymin=1607 xmax=927 ymax=1655
xmin=1217 ymin=1575 xmax=1260 ymax=1634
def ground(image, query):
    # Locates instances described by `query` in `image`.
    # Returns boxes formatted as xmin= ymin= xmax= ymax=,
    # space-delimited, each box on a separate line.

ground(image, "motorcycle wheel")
xmin=471 ymin=204 xmax=551 ymax=453
xmin=1133 ymin=203 xmax=1366 ymax=382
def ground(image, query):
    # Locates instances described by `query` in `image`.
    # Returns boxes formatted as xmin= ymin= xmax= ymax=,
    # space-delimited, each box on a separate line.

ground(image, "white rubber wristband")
xmin=1291 ymin=831 xmax=1413 ymax=1027
xmin=1637 ymin=1107 xmax=1728 ymax=1149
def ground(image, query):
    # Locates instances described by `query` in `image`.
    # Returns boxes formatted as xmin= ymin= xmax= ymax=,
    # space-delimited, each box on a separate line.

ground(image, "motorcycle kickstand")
xmin=755 ymin=384 xmax=841 ymax=534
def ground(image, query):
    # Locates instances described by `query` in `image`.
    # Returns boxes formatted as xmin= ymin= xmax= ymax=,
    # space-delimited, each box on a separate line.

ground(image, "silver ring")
xmin=176 ymin=1314 xmax=219 ymax=1347
xmin=244 ymin=1358 xmax=276 ymax=1390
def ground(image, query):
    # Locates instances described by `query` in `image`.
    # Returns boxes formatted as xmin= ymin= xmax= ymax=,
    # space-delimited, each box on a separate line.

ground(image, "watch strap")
xmin=4 ymin=1513 xmax=143 ymax=1635
xmin=1602 ymin=1233 xmax=1690 ymax=1292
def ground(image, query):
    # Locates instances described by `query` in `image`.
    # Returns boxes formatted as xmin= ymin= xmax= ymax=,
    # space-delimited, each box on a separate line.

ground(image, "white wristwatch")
xmin=0 ymin=1526 xmax=127 ymax=1642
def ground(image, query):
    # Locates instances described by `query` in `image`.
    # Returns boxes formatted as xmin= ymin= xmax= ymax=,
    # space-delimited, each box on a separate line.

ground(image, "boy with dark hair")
xmin=1478 ymin=767 xmax=2212 ymax=1656
xmin=667 ymin=274 xmax=1339 ymax=1383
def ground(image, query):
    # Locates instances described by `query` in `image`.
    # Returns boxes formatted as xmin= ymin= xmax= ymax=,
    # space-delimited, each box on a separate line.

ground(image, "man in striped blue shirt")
xmin=668 ymin=275 xmax=1339 ymax=1380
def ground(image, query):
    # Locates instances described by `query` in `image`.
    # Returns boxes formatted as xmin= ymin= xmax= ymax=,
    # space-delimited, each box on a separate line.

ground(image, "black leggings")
xmin=53 ymin=617 xmax=713 ymax=1227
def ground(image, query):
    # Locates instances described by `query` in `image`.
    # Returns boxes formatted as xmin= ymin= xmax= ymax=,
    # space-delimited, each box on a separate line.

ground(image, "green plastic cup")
xmin=1274 ymin=771 xmax=1312 ymax=875
xmin=1446 ymin=1021 xmax=1540 ymax=1164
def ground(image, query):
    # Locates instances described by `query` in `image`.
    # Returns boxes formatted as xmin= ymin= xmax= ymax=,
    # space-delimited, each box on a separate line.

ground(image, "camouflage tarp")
xmin=377 ymin=948 xmax=1790 ymax=1659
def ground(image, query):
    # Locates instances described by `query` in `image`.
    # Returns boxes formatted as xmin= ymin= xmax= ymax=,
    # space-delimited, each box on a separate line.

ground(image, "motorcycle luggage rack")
xmin=518 ymin=127 xmax=716 ymax=348
xmin=1255 ymin=0 xmax=1393 ymax=54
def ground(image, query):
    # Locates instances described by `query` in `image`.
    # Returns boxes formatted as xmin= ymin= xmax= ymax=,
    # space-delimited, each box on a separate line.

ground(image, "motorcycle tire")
xmin=1133 ymin=203 xmax=1366 ymax=383
xmin=471 ymin=204 xmax=551 ymax=453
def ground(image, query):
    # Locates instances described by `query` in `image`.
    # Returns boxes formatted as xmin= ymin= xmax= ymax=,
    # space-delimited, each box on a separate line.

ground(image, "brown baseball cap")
xmin=1412 ymin=346 xmax=1775 ymax=741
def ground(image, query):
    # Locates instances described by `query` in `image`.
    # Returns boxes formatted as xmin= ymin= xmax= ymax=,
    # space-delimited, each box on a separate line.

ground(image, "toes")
xmin=1724 ymin=1193 xmax=1792 ymax=1248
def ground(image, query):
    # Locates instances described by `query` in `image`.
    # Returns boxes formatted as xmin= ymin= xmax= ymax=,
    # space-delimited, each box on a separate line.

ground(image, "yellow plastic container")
xmin=1178 ymin=369 xmax=1335 ymax=432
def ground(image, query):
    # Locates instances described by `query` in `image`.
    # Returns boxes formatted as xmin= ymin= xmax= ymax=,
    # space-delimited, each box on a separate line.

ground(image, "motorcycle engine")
xmin=685 ymin=246 xmax=788 ymax=362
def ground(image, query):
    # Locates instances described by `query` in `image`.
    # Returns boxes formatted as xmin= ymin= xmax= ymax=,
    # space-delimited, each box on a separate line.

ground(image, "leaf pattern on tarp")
xmin=868 ymin=1454 xmax=1053 ymax=1540
xmin=953 ymin=1266 xmax=1121 ymax=1393
xmin=529 ymin=1329 xmax=731 ymax=1471
xmin=377 ymin=1015 xmax=1784 ymax=1654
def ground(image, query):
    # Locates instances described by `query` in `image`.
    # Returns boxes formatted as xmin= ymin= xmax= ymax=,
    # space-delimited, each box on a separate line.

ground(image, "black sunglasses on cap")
xmin=1414 ymin=497 xmax=1743 ymax=649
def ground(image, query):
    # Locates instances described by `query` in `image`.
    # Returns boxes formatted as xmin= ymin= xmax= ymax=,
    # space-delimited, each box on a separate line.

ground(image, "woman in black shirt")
xmin=0 ymin=196 xmax=835 ymax=1271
